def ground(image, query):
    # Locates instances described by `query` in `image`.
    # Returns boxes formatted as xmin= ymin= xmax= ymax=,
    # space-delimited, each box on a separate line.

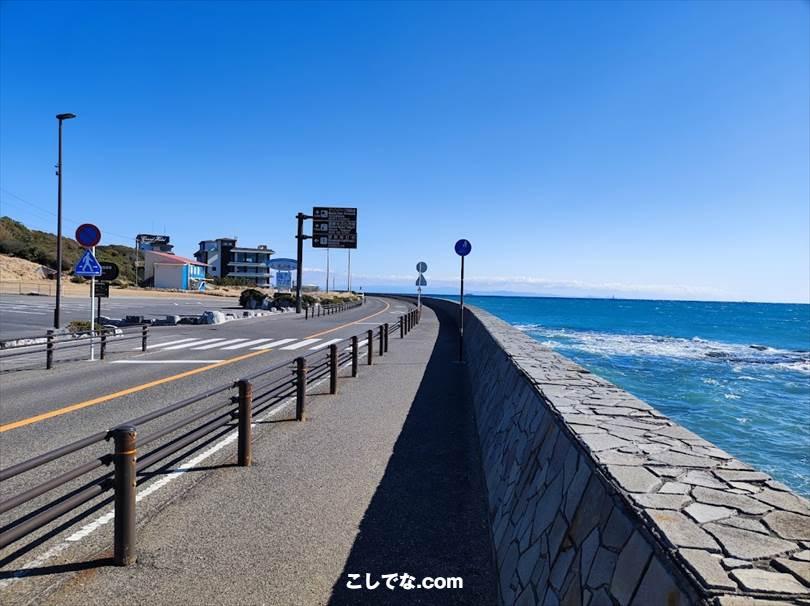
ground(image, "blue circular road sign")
xmin=416 ymin=261 xmax=428 ymax=273
xmin=75 ymin=223 xmax=102 ymax=248
xmin=454 ymin=239 xmax=472 ymax=257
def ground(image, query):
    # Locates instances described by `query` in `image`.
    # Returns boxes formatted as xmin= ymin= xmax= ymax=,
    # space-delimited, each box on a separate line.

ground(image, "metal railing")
xmin=0 ymin=325 xmax=151 ymax=369
xmin=303 ymin=299 xmax=363 ymax=319
xmin=0 ymin=307 xmax=422 ymax=566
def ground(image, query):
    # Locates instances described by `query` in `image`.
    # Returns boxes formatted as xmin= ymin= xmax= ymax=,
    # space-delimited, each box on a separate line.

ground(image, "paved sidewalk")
xmin=40 ymin=304 xmax=497 ymax=605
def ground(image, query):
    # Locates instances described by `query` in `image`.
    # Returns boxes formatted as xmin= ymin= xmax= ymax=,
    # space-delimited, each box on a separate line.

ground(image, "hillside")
xmin=0 ymin=216 xmax=136 ymax=282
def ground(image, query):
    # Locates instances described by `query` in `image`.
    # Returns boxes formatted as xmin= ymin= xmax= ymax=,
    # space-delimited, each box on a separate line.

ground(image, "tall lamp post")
xmin=54 ymin=112 xmax=77 ymax=328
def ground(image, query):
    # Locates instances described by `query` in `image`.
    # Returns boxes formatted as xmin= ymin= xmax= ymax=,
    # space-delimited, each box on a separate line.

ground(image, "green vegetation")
xmin=67 ymin=320 xmax=92 ymax=333
xmin=239 ymin=288 xmax=266 ymax=309
xmin=0 ymin=216 xmax=137 ymax=282
xmin=210 ymin=276 xmax=255 ymax=287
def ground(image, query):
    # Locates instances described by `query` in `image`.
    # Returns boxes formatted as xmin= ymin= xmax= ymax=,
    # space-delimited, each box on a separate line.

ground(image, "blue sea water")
xmin=451 ymin=295 xmax=810 ymax=497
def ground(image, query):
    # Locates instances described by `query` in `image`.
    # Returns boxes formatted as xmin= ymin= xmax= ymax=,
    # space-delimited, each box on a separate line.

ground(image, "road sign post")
xmin=454 ymin=239 xmax=472 ymax=362
xmin=74 ymin=225 xmax=103 ymax=361
xmin=415 ymin=262 xmax=428 ymax=313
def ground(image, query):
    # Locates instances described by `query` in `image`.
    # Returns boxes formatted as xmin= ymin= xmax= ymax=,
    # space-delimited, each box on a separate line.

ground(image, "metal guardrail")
xmin=0 ymin=307 xmax=422 ymax=566
xmin=0 ymin=325 xmax=151 ymax=369
xmin=303 ymin=299 xmax=363 ymax=319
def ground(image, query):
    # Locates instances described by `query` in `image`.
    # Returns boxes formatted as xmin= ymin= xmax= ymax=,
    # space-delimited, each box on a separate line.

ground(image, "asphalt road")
xmin=0 ymin=294 xmax=242 ymax=339
xmin=0 ymin=297 xmax=408 ymax=579
xmin=1 ymin=300 xmax=497 ymax=606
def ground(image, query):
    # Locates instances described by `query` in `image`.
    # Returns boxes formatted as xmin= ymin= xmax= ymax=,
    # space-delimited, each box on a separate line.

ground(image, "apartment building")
xmin=194 ymin=238 xmax=276 ymax=287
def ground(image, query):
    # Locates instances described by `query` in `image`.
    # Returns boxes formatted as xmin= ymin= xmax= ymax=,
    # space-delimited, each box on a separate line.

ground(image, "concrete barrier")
xmin=424 ymin=298 xmax=810 ymax=606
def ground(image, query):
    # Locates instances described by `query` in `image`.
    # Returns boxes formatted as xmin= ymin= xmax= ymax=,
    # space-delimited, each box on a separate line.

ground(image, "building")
xmin=135 ymin=234 xmax=174 ymax=285
xmin=142 ymin=251 xmax=207 ymax=291
xmin=195 ymin=238 xmax=276 ymax=287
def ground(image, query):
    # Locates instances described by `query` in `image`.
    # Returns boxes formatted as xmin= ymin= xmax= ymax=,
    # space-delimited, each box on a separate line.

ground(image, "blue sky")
xmin=1 ymin=0 xmax=808 ymax=302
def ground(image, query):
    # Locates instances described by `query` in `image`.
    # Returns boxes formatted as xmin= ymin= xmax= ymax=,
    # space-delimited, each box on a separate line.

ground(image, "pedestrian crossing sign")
xmin=74 ymin=249 xmax=102 ymax=277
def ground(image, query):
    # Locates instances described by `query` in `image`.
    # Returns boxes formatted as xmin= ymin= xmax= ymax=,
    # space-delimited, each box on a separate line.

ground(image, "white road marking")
xmin=220 ymin=338 xmax=273 ymax=350
xmin=280 ymin=338 xmax=320 ymax=350
xmin=0 ymin=358 xmax=353 ymax=588
xmin=191 ymin=338 xmax=247 ymax=350
xmin=251 ymin=338 xmax=296 ymax=350
xmin=142 ymin=337 xmax=199 ymax=350
xmin=343 ymin=340 xmax=369 ymax=352
xmin=110 ymin=360 xmax=225 ymax=364
xmin=309 ymin=338 xmax=343 ymax=350
xmin=161 ymin=338 xmax=225 ymax=350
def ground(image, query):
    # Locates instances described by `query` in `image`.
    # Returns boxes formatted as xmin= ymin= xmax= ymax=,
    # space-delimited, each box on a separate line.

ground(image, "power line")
xmin=0 ymin=188 xmax=138 ymax=245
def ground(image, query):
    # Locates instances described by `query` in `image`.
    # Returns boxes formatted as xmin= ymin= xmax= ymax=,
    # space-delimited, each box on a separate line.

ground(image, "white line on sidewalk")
xmin=251 ymin=338 xmax=296 ymax=350
xmin=309 ymin=338 xmax=344 ymax=350
xmin=162 ymin=338 xmax=225 ymax=351
xmin=280 ymin=338 xmax=321 ymax=350
xmin=221 ymin=338 xmax=273 ymax=350
xmin=111 ymin=360 xmax=225 ymax=364
xmin=141 ymin=337 xmax=199 ymax=350
xmin=191 ymin=338 xmax=247 ymax=350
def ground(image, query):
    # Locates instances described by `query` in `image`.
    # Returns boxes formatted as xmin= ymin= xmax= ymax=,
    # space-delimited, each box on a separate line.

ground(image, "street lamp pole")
xmin=54 ymin=112 xmax=76 ymax=328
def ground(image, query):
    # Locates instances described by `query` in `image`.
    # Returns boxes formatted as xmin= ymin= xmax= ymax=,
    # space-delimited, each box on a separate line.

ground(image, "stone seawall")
xmin=424 ymin=298 xmax=810 ymax=606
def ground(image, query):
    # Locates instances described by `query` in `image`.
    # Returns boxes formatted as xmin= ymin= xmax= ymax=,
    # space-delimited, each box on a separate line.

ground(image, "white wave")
xmin=514 ymin=324 xmax=810 ymax=375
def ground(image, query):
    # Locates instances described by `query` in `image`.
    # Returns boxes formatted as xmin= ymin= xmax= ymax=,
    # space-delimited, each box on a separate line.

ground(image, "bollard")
xmin=100 ymin=330 xmax=107 ymax=360
xmin=367 ymin=329 xmax=373 ymax=365
xmin=46 ymin=329 xmax=55 ymax=369
xmin=351 ymin=335 xmax=358 ymax=377
xmin=295 ymin=357 xmax=307 ymax=421
xmin=329 ymin=344 xmax=338 ymax=394
xmin=113 ymin=425 xmax=137 ymax=566
xmin=379 ymin=325 xmax=384 ymax=356
xmin=141 ymin=324 xmax=148 ymax=352
xmin=305 ymin=306 xmax=309 ymax=320
xmin=400 ymin=316 xmax=405 ymax=339
xmin=237 ymin=379 xmax=253 ymax=466
xmin=384 ymin=323 xmax=389 ymax=352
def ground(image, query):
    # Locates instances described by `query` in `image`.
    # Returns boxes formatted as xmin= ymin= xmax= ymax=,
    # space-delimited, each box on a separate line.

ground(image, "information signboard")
xmin=312 ymin=207 xmax=357 ymax=249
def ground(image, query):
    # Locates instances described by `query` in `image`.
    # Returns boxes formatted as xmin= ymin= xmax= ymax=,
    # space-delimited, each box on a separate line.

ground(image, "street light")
xmin=54 ymin=112 xmax=77 ymax=328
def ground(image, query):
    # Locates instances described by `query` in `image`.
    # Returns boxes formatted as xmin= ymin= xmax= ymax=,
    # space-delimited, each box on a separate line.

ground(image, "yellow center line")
xmin=0 ymin=298 xmax=391 ymax=433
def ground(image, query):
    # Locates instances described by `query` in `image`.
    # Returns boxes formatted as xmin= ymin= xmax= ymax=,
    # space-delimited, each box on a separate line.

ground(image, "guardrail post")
xmin=295 ymin=357 xmax=307 ymax=421
xmin=237 ymin=379 xmax=253 ymax=466
xmin=351 ymin=335 xmax=358 ymax=377
xmin=384 ymin=323 xmax=389 ymax=352
xmin=141 ymin=324 xmax=148 ymax=352
xmin=113 ymin=425 xmax=137 ymax=566
xmin=367 ymin=329 xmax=373 ymax=365
xmin=329 ymin=344 xmax=338 ymax=394
xmin=46 ymin=329 xmax=55 ymax=369
xmin=400 ymin=317 xmax=404 ymax=339
xmin=378 ymin=325 xmax=384 ymax=356
xmin=100 ymin=329 xmax=107 ymax=360
xmin=305 ymin=306 xmax=309 ymax=320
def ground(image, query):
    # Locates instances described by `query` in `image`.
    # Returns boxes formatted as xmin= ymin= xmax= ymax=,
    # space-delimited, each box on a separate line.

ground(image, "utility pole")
xmin=325 ymin=247 xmax=330 ymax=294
xmin=295 ymin=212 xmax=311 ymax=313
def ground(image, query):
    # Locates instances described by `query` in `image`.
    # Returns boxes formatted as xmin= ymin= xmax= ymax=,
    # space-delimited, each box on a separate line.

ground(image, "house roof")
xmin=145 ymin=250 xmax=207 ymax=266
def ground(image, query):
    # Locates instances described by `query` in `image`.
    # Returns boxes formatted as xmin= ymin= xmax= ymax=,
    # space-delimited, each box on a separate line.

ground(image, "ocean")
xmin=450 ymin=295 xmax=810 ymax=497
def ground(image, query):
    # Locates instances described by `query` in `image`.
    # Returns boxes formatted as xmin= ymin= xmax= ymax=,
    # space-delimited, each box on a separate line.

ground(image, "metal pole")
xmin=295 ymin=357 xmax=306 ymax=421
xmin=90 ymin=246 xmax=96 ymax=361
xmin=237 ymin=379 xmax=253 ymax=466
xmin=347 ymin=249 xmax=351 ymax=292
xmin=113 ymin=425 xmax=137 ymax=566
xmin=379 ymin=325 xmax=384 ymax=356
xmin=367 ymin=329 xmax=373 ymax=365
xmin=100 ymin=330 xmax=107 ymax=360
xmin=54 ymin=119 xmax=64 ymax=329
xmin=384 ymin=323 xmax=389 ymax=352
xmin=325 ymin=247 xmax=330 ymax=294
xmin=459 ymin=255 xmax=465 ymax=362
xmin=295 ymin=213 xmax=305 ymax=313
xmin=351 ymin=335 xmax=358 ymax=377
xmin=46 ymin=329 xmax=55 ymax=369
xmin=400 ymin=316 xmax=404 ymax=339
xmin=141 ymin=324 xmax=148 ymax=352
xmin=329 ymin=344 xmax=338 ymax=394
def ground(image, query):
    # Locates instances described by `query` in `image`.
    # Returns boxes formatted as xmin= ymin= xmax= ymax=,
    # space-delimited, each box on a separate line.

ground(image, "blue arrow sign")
xmin=74 ymin=249 xmax=102 ymax=277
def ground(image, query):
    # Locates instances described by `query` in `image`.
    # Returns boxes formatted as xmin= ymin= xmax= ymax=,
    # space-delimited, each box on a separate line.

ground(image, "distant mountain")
xmin=0 ymin=216 xmax=136 ymax=282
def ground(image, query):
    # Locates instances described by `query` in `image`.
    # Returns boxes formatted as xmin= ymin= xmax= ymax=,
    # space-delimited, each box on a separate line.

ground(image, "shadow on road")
xmin=327 ymin=302 xmax=497 ymax=605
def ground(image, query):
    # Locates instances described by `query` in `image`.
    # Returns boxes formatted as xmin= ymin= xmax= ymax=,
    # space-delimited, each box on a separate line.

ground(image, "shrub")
xmin=67 ymin=320 xmax=91 ymax=333
xmin=239 ymin=288 xmax=265 ymax=309
xmin=70 ymin=275 xmax=86 ymax=284
xmin=302 ymin=294 xmax=316 ymax=306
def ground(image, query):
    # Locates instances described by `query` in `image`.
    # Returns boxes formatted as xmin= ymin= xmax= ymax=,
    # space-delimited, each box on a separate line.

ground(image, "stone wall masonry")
xmin=424 ymin=298 xmax=810 ymax=606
